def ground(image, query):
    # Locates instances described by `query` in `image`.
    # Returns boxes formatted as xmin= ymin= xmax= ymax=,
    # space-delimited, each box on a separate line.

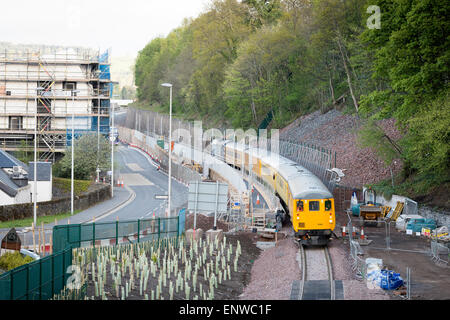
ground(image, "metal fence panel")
xmin=11 ymin=265 xmax=28 ymax=300
xmin=52 ymin=215 xmax=182 ymax=252
xmin=40 ymin=255 xmax=54 ymax=300
xmin=28 ymin=261 xmax=41 ymax=300
xmin=0 ymin=246 xmax=72 ymax=300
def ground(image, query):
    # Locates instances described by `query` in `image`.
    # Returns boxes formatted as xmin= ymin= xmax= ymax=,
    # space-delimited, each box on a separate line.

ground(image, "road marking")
xmin=126 ymin=163 xmax=144 ymax=171
xmin=86 ymin=185 xmax=137 ymax=223
xmin=121 ymin=173 xmax=154 ymax=186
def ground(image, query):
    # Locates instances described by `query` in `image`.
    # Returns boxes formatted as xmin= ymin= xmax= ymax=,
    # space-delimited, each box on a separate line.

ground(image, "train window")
xmin=297 ymin=200 xmax=304 ymax=212
xmin=309 ymin=201 xmax=320 ymax=211
xmin=325 ymin=200 xmax=332 ymax=211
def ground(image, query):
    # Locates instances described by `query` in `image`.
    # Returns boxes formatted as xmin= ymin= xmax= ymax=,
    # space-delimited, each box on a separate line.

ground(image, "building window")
xmin=63 ymin=82 xmax=77 ymax=95
xmin=9 ymin=116 xmax=23 ymax=130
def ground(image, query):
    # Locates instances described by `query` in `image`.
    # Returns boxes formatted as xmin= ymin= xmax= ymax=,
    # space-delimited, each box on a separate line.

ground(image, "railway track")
xmin=294 ymin=244 xmax=337 ymax=300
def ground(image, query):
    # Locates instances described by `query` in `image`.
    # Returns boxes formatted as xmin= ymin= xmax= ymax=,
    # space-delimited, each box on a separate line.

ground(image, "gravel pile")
xmin=280 ymin=109 xmax=403 ymax=188
xmin=304 ymin=248 xmax=328 ymax=280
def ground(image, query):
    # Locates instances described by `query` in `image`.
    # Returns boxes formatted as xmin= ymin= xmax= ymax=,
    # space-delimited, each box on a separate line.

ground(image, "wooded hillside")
xmin=134 ymin=0 xmax=449 ymax=193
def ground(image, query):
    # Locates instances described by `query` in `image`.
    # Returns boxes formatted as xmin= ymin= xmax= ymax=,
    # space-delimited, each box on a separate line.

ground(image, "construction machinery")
xmin=359 ymin=187 xmax=384 ymax=227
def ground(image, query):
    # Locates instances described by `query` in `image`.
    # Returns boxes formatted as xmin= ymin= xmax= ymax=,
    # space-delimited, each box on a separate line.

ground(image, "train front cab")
xmin=293 ymin=198 xmax=335 ymax=246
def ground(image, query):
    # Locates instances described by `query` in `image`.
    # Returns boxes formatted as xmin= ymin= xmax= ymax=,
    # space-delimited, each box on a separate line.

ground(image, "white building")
xmin=0 ymin=149 xmax=51 ymax=206
xmin=0 ymin=44 xmax=112 ymax=162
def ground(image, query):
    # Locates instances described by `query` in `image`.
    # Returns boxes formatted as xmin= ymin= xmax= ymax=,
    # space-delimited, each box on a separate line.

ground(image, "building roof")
xmin=0 ymin=150 xmax=30 ymax=197
xmin=0 ymin=169 xmax=19 ymax=197
xmin=0 ymin=149 xmax=28 ymax=171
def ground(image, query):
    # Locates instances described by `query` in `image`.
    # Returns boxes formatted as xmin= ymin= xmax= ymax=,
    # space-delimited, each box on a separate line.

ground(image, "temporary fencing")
xmin=277 ymin=139 xmax=336 ymax=191
xmin=431 ymin=241 xmax=449 ymax=266
xmin=349 ymin=239 xmax=366 ymax=280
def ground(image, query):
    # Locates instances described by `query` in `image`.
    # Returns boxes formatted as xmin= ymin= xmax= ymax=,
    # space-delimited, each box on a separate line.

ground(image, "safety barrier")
xmin=431 ymin=241 xmax=449 ymax=266
xmin=349 ymin=239 xmax=366 ymax=280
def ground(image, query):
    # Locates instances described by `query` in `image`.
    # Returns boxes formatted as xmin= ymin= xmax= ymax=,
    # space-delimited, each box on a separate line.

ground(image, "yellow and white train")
xmin=213 ymin=140 xmax=335 ymax=246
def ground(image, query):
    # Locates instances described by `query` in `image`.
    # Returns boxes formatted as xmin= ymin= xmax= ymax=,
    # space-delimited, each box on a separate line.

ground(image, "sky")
xmin=1 ymin=0 xmax=210 ymax=58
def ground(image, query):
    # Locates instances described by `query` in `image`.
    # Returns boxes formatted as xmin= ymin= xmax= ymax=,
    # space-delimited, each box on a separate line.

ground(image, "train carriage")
xmin=221 ymin=140 xmax=335 ymax=246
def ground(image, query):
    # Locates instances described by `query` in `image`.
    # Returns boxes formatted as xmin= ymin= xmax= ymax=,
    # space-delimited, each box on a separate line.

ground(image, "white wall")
xmin=0 ymin=184 xmax=31 ymax=206
xmin=28 ymin=180 xmax=52 ymax=202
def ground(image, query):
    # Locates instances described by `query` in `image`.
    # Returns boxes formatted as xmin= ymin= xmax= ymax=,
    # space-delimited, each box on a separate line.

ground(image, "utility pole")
xmin=70 ymin=90 xmax=80 ymax=215
xmin=33 ymin=86 xmax=44 ymax=227
xmin=161 ymin=83 xmax=173 ymax=216
xmin=111 ymin=99 xmax=116 ymax=198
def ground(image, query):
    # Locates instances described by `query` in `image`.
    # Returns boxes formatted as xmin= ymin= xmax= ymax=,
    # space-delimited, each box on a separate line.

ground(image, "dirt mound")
xmin=280 ymin=110 xmax=403 ymax=188
xmin=185 ymin=213 xmax=230 ymax=232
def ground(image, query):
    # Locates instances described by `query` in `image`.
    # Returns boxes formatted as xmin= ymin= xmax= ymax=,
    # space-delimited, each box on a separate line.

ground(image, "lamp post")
xmin=71 ymin=90 xmax=80 ymax=215
xmin=33 ymin=86 xmax=44 ymax=227
xmin=161 ymin=83 xmax=172 ymax=216
xmin=110 ymin=96 xmax=119 ymax=198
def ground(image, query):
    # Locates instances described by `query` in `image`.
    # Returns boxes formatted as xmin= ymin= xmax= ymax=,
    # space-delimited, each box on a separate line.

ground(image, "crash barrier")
xmin=0 ymin=246 xmax=73 ymax=300
xmin=431 ymin=241 xmax=449 ymax=266
xmin=52 ymin=213 xmax=185 ymax=253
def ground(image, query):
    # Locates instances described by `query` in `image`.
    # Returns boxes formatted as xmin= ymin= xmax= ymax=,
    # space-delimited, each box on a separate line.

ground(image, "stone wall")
xmin=0 ymin=184 xmax=111 ymax=222
xmin=419 ymin=206 xmax=450 ymax=229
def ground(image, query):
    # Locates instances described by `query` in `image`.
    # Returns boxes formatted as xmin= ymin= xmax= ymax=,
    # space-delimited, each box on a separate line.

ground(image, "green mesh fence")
xmin=52 ymin=215 xmax=184 ymax=253
xmin=0 ymin=212 xmax=186 ymax=300
xmin=0 ymin=246 xmax=72 ymax=300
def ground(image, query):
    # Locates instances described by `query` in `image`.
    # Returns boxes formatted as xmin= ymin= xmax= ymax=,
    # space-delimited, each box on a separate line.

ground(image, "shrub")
xmin=0 ymin=251 xmax=34 ymax=271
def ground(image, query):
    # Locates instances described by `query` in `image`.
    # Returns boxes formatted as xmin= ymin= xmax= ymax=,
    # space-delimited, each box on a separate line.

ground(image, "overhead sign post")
xmin=214 ymin=181 xmax=219 ymax=230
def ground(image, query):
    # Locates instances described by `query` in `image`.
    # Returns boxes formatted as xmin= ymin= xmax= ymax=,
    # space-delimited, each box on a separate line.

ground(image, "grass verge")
xmin=0 ymin=210 xmax=81 ymax=229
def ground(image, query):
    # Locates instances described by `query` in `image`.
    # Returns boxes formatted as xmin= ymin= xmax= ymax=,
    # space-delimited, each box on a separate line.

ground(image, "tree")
xmin=360 ymin=0 xmax=450 ymax=122
xmin=57 ymin=133 xmax=111 ymax=180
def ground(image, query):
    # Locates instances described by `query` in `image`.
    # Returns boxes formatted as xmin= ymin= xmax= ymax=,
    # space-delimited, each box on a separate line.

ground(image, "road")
xmin=105 ymin=143 xmax=188 ymax=221
xmin=0 ymin=143 xmax=188 ymax=248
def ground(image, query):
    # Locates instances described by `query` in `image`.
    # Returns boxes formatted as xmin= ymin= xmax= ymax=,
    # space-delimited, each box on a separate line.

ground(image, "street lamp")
xmin=34 ymin=86 xmax=44 ymax=227
xmin=110 ymin=96 xmax=120 ymax=198
xmin=71 ymin=90 xmax=80 ymax=215
xmin=161 ymin=83 xmax=172 ymax=217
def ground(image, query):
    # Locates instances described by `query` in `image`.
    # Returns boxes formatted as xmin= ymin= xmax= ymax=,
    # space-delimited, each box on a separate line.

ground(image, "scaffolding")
xmin=0 ymin=46 xmax=112 ymax=162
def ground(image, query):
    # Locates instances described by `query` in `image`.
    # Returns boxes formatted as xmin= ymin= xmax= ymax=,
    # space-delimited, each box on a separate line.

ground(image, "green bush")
xmin=53 ymin=177 xmax=92 ymax=196
xmin=0 ymin=251 xmax=34 ymax=271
